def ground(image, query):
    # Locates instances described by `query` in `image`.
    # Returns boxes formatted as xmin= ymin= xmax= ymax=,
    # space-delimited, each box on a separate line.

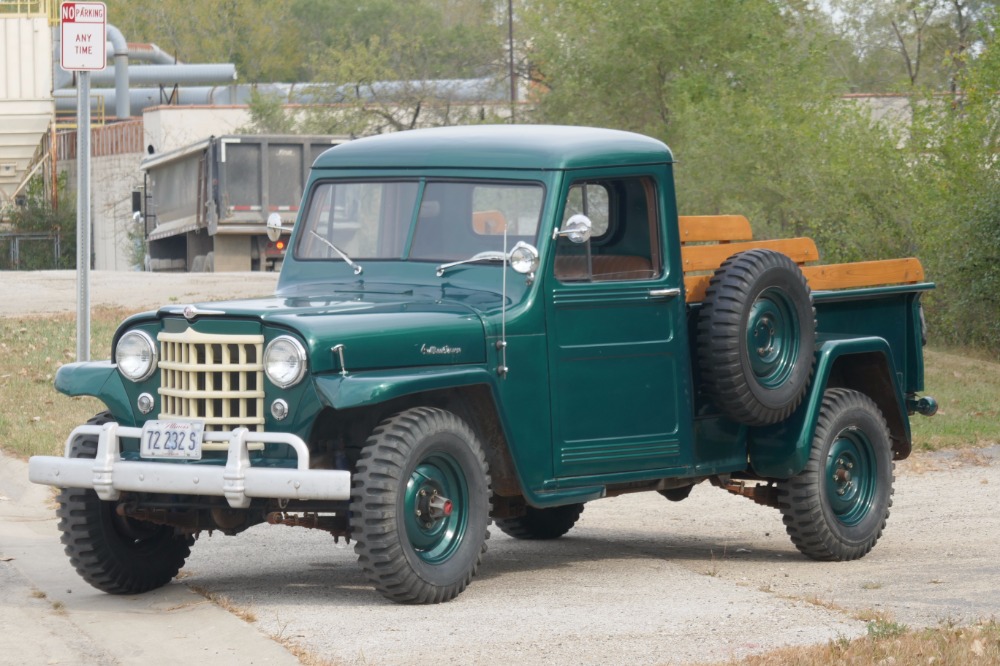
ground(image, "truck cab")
xmin=30 ymin=125 xmax=935 ymax=604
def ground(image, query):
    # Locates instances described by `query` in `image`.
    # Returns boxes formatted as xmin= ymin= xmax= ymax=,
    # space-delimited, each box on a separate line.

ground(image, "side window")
xmin=554 ymin=177 xmax=661 ymax=282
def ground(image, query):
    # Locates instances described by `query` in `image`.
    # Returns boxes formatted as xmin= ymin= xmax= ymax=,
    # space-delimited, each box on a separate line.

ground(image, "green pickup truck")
xmin=29 ymin=125 xmax=936 ymax=604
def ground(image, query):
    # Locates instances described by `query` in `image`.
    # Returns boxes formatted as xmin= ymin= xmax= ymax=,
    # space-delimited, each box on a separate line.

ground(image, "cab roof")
xmin=311 ymin=125 xmax=674 ymax=172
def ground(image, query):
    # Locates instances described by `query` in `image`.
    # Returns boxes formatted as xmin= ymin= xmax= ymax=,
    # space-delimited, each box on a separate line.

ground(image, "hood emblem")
xmin=420 ymin=344 xmax=462 ymax=356
xmin=176 ymin=305 xmax=226 ymax=320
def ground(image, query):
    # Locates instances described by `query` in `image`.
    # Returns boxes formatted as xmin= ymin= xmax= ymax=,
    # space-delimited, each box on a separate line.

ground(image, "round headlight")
xmin=264 ymin=336 xmax=308 ymax=388
xmin=509 ymin=241 xmax=540 ymax=275
xmin=116 ymin=330 xmax=157 ymax=382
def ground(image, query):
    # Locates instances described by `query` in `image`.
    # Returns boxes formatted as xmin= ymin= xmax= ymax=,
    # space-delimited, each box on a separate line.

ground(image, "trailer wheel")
xmin=351 ymin=407 xmax=491 ymax=604
xmin=776 ymin=389 xmax=894 ymax=561
xmin=56 ymin=412 xmax=195 ymax=594
xmin=495 ymin=503 xmax=584 ymax=540
xmin=697 ymin=248 xmax=816 ymax=426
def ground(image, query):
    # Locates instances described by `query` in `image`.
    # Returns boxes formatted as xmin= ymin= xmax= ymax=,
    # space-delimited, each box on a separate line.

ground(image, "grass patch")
xmin=911 ymin=349 xmax=1000 ymax=452
xmin=703 ymin=619 xmax=1000 ymax=665
xmin=0 ymin=307 xmax=131 ymax=459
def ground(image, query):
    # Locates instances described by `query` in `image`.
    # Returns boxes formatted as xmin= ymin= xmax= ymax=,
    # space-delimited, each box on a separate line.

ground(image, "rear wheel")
xmin=57 ymin=412 xmax=194 ymax=594
xmin=495 ymin=503 xmax=584 ymax=540
xmin=351 ymin=407 xmax=491 ymax=604
xmin=776 ymin=389 xmax=894 ymax=561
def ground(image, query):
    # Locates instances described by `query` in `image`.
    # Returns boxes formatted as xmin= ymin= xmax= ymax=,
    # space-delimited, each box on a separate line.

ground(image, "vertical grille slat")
xmin=157 ymin=329 xmax=266 ymax=452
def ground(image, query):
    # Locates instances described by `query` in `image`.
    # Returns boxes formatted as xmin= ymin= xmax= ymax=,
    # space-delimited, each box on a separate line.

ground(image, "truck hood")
xmin=159 ymin=289 xmax=489 ymax=373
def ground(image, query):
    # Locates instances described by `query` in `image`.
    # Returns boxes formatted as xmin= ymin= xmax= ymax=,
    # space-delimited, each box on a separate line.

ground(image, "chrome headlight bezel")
xmin=264 ymin=335 xmax=308 ymax=388
xmin=116 ymin=330 xmax=158 ymax=382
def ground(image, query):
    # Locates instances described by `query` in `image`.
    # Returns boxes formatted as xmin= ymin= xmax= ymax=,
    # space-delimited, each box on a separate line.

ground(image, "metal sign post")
xmin=60 ymin=1 xmax=106 ymax=362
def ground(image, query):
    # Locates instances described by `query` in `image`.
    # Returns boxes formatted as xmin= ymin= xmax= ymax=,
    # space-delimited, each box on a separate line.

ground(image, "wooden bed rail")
xmin=677 ymin=215 xmax=925 ymax=303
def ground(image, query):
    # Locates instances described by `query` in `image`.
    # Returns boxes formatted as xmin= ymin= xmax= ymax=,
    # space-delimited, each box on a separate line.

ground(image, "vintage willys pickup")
xmin=30 ymin=125 xmax=936 ymax=604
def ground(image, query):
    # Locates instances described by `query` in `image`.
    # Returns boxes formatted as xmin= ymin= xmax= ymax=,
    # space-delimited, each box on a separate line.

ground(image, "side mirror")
xmin=266 ymin=213 xmax=285 ymax=242
xmin=553 ymin=214 xmax=593 ymax=244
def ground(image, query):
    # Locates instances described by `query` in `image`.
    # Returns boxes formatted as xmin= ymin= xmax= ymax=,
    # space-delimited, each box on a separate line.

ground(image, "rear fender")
xmin=749 ymin=337 xmax=910 ymax=478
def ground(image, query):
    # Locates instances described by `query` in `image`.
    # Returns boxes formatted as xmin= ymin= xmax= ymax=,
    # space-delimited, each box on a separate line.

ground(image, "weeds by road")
xmin=707 ymin=619 xmax=1000 ymax=666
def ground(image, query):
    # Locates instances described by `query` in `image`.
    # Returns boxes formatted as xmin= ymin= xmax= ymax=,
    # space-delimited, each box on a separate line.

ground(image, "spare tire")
xmin=696 ymin=248 xmax=816 ymax=426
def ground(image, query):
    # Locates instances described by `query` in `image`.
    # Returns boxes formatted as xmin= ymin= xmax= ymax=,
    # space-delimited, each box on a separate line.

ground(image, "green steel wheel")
xmin=495 ymin=503 xmax=584 ymax=540
xmin=697 ymin=248 xmax=816 ymax=426
xmin=351 ymin=407 xmax=491 ymax=604
xmin=57 ymin=412 xmax=195 ymax=594
xmin=776 ymin=389 xmax=894 ymax=561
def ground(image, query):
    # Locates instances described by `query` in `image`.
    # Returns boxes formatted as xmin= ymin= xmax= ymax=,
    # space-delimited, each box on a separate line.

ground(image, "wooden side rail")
xmin=678 ymin=215 xmax=752 ymax=243
xmin=682 ymin=238 xmax=819 ymax=272
xmin=801 ymin=258 xmax=925 ymax=291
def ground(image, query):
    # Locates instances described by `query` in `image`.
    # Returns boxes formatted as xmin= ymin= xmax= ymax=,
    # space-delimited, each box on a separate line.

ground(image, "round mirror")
xmin=562 ymin=214 xmax=593 ymax=244
xmin=266 ymin=213 xmax=283 ymax=242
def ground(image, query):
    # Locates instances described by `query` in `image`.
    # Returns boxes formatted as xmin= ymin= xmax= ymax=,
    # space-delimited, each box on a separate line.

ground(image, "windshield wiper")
xmin=436 ymin=251 xmax=507 ymax=277
xmin=310 ymin=231 xmax=363 ymax=275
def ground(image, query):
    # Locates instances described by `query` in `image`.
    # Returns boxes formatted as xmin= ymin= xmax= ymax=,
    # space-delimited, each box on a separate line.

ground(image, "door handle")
xmin=649 ymin=288 xmax=682 ymax=299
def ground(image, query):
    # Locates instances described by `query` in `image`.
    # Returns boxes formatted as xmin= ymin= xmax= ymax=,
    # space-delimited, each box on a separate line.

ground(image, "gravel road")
xmin=1 ymin=270 xmax=997 ymax=665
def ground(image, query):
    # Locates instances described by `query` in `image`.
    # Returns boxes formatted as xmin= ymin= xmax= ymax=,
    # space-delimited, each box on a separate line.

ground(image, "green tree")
xmin=3 ymin=174 xmax=76 ymax=270
xmin=241 ymin=0 xmax=508 ymax=135
xmin=828 ymin=0 xmax=998 ymax=91
xmin=524 ymin=0 xmax=922 ymax=261
xmin=913 ymin=13 xmax=1000 ymax=351
xmin=104 ymin=0 xmax=301 ymax=81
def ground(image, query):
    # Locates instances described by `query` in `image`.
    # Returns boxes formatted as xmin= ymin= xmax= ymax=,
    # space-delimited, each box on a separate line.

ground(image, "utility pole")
xmin=508 ymin=0 xmax=516 ymax=123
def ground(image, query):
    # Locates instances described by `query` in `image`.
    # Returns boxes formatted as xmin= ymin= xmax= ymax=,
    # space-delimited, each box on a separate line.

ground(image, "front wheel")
xmin=57 ymin=412 xmax=194 ymax=594
xmin=350 ymin=407 xmax=491 ymax=604
xmin=776 ymin=389 xmax=894 ymax=561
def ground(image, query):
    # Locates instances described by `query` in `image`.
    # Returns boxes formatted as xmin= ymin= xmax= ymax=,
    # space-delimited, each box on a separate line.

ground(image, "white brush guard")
xmin=28 ymin=422 xmax=351 ymax=509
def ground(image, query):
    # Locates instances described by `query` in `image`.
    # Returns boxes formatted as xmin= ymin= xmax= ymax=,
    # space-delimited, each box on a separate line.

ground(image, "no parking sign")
xmin=60 ymin=2 xmax=107 ymax=71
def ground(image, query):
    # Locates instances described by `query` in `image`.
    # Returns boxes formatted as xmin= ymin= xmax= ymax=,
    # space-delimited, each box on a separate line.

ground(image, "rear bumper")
xmin=28 ymin=423 xmax=351 ymax=509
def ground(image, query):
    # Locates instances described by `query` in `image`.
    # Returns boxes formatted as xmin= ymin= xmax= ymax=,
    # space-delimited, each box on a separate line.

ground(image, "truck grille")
xmin=158 ymin=329 xmax=265 ymax=451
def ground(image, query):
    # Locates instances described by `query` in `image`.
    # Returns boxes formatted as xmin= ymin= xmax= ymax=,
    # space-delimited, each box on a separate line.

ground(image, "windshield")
xmin=295 ymin=180 xmax=544 ymax=263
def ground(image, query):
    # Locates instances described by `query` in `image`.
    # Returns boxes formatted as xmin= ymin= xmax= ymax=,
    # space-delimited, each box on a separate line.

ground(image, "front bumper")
xmin=28 ymin=423 xmax=351 ymax=509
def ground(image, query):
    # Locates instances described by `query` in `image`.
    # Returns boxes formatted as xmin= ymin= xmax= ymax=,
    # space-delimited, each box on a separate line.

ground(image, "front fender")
xmin=748 ymin=337 xmax=910 ymax=478
xmin=54 ymin=361 xmax=135 ymax=425
xmin=313 ymin=366 xmax=499 ymax=410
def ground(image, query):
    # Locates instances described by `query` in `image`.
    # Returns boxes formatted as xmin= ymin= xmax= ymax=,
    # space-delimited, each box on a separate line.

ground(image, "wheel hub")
xmin=746 ymin=288 xmax=800 ymax=388
xmin=832 ymin=457 xmax=855 ymax=495
xmin=825 ymin=432 xmax=876 ymax=526
xmin=415 ymin=487 xmax=454 ymax=525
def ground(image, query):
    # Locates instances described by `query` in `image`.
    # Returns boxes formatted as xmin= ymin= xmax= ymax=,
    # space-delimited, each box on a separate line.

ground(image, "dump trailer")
xmin=139 ymin=134 xmax=346 ymax=272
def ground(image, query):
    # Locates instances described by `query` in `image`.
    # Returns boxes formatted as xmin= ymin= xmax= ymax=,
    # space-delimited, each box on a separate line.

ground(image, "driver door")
xmin=545 ymin=172 xmax=693 ymax=479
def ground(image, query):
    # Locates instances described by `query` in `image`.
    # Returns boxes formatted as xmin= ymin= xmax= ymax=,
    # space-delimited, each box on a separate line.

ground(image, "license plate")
xmin=140 ymin=420 xmax=204 ymax=460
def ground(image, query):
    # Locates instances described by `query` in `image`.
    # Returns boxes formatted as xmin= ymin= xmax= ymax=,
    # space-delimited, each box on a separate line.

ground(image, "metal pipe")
xmin=87 ymin=64 xmax=237 ymax=87
xmin=121 ymin=42 xmax=179 ymax=65
xmin=105 ymin=24 xmax=129 ymax=119
xmin=54 ymin=78 xmax=508 ymax=117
